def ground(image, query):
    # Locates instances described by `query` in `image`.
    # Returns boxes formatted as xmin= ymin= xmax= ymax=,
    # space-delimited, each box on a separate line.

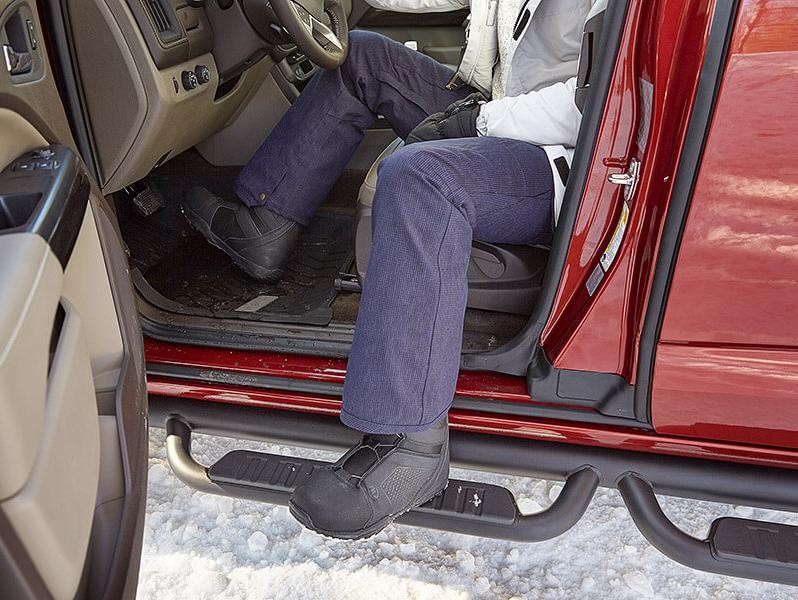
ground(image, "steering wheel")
xmin=269 ymin=0 xmax=349 ymax=69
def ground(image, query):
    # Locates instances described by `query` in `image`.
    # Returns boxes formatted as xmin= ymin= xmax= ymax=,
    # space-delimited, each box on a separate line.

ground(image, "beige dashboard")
xmin=72 ymin=0 xmax=272 ymax=193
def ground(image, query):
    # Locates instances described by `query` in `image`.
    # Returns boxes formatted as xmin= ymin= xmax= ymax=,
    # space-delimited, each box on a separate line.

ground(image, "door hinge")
xmin=607 ymin=158 xmax=640 ymax=202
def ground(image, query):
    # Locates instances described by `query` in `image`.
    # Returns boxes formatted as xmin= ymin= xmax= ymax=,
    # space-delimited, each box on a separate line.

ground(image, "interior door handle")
xmin=3 ymin=44 xmax=32 ymax=76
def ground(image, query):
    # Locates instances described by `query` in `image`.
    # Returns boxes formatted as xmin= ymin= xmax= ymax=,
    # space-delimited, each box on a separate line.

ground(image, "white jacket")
xmin=365 ymin=0 xmax=607 ymax=222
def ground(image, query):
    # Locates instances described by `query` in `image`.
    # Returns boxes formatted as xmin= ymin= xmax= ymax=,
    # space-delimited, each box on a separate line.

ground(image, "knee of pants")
xmin=375 ymin=145 xmax=474 ymax=226
xmin=341 ymin=30 xmax=393 ymax=81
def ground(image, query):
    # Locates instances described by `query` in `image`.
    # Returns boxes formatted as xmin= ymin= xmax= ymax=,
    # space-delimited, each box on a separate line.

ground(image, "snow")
xmin=138 ymin=428 xmax=796 ymax=599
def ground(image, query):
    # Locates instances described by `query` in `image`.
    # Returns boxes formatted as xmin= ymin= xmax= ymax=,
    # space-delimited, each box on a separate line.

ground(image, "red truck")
xmin=0 ymin=0 xmax=795 ymax=597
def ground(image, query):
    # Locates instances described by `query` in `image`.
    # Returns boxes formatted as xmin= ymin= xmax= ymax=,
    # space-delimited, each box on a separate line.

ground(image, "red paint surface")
xmin=541 ymin=0 xmax=715 ymax=381
xmin=651 ymin=0 xmax=798 ymax=448
xmin=144 ymin=337 xmax=533 ymax=404
xmin=141 ymin=0 xmax=798 ymax=470
xmin=146 ymin=338 xmax=798 ymax=469
xmin=652 ymin=345 xmax=798 ymax=448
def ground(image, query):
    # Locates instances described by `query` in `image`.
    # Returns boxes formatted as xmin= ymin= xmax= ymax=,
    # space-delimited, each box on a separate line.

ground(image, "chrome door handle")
xmin=3 ymin=45 xmax=32 ymax=76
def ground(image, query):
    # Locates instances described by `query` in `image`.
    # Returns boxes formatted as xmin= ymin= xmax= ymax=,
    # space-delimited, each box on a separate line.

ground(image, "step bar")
xmin=165 ymin=417 xmax=599 ymax=542
xmin=619 ymin=474 xmax=798 ymax=586
xmin=163 ymin=410 xmax=798 ymax=586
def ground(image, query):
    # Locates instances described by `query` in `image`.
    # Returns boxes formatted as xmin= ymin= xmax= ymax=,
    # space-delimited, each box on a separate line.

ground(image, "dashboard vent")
xmin=146 ymin=0 xmax=171 ymax=33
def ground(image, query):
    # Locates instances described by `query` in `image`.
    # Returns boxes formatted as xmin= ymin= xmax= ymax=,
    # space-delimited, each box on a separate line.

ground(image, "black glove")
xmin=405 ymin=93 xmax=484 ymax=145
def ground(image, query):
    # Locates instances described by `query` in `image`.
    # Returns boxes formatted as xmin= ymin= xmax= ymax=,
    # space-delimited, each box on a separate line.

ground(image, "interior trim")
xmin=89 ymin=198 xmax=149 ymax=600
xmin=0 ymin=507 xmax=51 ymax=600
xmin=38 ymin=0 xmax=102 ymax=183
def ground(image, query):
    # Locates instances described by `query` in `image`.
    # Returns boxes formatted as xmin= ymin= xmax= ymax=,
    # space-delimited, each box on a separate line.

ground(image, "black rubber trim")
xmin=512 ymin=9 xmax=530 ymax=41
xmin=47 ymin=303 xmax=66 ymax=373
xmin=38 ymin=0 xmax=101 ymax=183
xmin=147 ymin=362 xmax=650 ymax=429
xmin=0 ymin=145 xmax=89 ymax=267
xmin=526 ymin=350 xmax=641 ymax=422
xmin=619 ymin=474 xmax=798 ymax=586
xmin=149 ymin=397 xmax=798 ymax=515
xmin=633 ymin=0 xmax=740 ymax=422
xmin=460 ymin=0 xmax=631 ymax=376
xmin=553 ymin=156 xmax=570 ymax=186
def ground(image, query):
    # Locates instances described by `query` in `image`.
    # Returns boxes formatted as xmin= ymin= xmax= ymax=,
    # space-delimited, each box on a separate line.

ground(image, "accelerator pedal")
xmin=123 ymin=181 xmax=165 ymax=217
xmin=166 ymin=417 xmax=598 ymax=542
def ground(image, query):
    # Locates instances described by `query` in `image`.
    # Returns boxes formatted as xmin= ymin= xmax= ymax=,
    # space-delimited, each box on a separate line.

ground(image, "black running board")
xmin=619 ymin=474 xmax=798 ymax=586
xmin=165 ymin=417 xmax=599 ymax=542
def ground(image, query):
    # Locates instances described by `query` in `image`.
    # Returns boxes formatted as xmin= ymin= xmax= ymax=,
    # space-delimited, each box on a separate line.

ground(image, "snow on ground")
xmin=138 ymin=428 xmax=796 ymax=599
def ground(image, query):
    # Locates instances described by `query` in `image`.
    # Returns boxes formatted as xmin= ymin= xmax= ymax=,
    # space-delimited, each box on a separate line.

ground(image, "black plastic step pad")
xmin=208 ymin=450 xmax=518 ymax=524
xmin=711 ymin=517 xmax=798 ymax=567
xmin=415 ymin=480 xmax=517 ymax=525
xmin=210 ymin=450 xmax=327 ymax=492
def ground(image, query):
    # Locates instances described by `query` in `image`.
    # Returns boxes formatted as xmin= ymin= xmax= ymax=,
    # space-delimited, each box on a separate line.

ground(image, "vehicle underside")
xmin=3 ymin=0 xmax=792 ymax=593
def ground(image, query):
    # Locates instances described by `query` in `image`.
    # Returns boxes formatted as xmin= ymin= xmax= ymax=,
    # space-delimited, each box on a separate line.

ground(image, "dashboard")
xmin=72 ymin=0 xmax=283 ymax=193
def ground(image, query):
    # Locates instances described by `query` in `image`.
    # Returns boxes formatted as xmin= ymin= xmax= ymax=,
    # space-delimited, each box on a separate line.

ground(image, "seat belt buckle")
xmin=446 ymin=74 xmax=466 ymax=91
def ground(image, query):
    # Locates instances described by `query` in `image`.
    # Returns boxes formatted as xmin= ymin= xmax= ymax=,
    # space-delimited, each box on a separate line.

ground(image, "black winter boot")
xmin=182 ymin=186 xmax=302 ymax=281
xmin=289 ymin=418 xmax=450 ymax=539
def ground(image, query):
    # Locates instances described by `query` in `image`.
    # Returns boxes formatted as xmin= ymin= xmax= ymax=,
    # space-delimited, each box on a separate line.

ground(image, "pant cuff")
xmin=339 ymin=406 xmax=449 ymax=434
xmin=233 ymin=179 xmax=310 ymax=226
xmin=233 ymin=179 xmax=259 ymax=207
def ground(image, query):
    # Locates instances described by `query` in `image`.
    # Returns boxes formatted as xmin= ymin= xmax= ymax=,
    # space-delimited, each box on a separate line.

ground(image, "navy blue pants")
xmin=237 ymin=31 xmax=554 ymax=433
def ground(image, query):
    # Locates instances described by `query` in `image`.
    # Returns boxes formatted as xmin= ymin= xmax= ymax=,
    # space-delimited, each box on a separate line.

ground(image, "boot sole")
xmin=181 ymin=204 xmax=285 ymax=282
xmin=288 ymin=483 xmax=447 ymax=541
xmin=288 ymin=449 xmax=451 ymax=540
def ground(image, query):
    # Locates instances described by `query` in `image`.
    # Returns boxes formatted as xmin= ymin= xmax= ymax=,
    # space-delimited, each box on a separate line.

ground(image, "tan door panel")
xmin=2 ymin=298 xmax=100 ymax=600
xmin=0 ymin=105 xmax=132 ymax=598
xmin=1 ymin=0 xmax=148 ymax=594
xmin=0 ymin=233 xmax=63 ymax=501
xmin=0 ymin=108 xmax=47 ymax=165
xmin=62 ymin=204 xmax=124 ymax=392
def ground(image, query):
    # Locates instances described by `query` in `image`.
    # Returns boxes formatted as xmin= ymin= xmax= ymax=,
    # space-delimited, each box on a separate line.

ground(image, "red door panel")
xmin=651 ymin=0 xmax=798 ymax=448
xmin=541 ymin=0 xmax=716 ymax=382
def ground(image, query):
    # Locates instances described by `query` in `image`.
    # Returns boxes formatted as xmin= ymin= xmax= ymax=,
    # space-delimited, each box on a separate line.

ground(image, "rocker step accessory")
xmin=165 ymin=416 xmax=598 ymax=543
xmin=618 ymin=473 xmax=798 ymax=586
xmin=165 ymin=415 xmax=798 ymax=586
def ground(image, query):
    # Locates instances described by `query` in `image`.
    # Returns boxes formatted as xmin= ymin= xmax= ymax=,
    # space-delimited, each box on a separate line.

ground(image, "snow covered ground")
xmin=138 ymin=428 xmax=796 ymax=599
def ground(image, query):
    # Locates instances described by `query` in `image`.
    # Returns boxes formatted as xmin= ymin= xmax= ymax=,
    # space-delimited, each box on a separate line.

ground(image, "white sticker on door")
xmin=636 ymin=78 xmax=654 ymax=155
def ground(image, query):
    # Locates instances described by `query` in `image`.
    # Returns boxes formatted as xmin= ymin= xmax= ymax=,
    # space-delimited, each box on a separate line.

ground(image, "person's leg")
xmin=290 ymin=137 xmax=554 ymax=538
xmin=183 ymin=30 xmax=474 ymax=280
xmin=342 ymin=137 xmax=554 ymax=431
xmin=236 ymin=30 xmax=474 ymax=225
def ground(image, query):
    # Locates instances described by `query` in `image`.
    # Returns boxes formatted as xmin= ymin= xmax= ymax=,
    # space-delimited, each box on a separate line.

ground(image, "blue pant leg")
xmin=341 ymin=137 xmax=554 ymax=433
xmin=234 ymin=31 xmax=473 ymax=225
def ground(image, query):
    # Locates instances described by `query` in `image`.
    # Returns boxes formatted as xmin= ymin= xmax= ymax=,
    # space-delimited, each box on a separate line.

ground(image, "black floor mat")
xmin=144 ymin=213 xmax=353 ymax=325
xmin=117 ymin=154 xmax=355 ymax=326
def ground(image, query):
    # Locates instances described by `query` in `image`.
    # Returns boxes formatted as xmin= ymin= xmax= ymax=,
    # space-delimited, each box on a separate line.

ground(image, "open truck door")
xmin=0 ymin=1 xmax=148 ymax=598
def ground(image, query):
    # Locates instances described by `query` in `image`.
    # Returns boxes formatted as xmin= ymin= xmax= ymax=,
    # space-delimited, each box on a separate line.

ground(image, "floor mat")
xmin=141 ymin=212 xmax=353 ymax=325
xmin=118 ymin=169 xmax=355 ymax=326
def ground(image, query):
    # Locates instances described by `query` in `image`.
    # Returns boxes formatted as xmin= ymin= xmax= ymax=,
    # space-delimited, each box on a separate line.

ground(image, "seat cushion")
xmin=357 ymin=137 xmax=405 ymax=210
